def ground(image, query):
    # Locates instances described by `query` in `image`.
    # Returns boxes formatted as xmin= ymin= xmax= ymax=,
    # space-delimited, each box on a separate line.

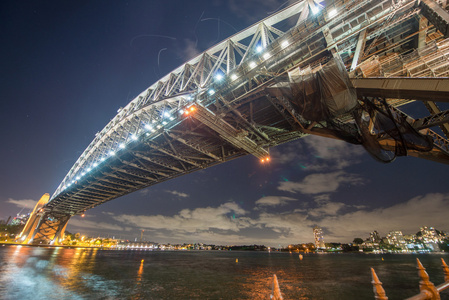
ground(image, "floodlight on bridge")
xmin=230 ymin=74 xmax=238 ymax=81
xmin=215 ymin=73 xmax=224 ymax=81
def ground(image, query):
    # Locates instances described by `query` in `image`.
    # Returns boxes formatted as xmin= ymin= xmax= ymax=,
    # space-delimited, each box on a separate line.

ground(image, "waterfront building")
xmin=313 ymin=226 xmax=325 ymax=249
xmin=419 ymin=226 xmax=445 ymax=243
xmin=386 ymin=231 xmax=407 ymax=250
xmin=369 ymin=231 xmax=381 ymax=243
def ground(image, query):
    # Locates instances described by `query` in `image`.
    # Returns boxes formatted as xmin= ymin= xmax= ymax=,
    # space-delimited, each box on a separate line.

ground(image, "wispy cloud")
xmin=255 ymin=196 xmax=297 ymax=207
xmin=319 ymin=193 xmax=449 ymax=242
xmin=113 ymin=202 xmax=250 ymax=233
xmin=278 ymin=171 xmax=364 ymax=194
xmin=7 ymin=198 xmax=36 ymax=210
xmin=68 ymin=218 xmax=127 ymax=232
xmin=98 ymin=193 xmax=449 ymax=245
xmin=166 ymin=190 xmax=189 ymax=198
xmin=271 ymin=135 xmax=365 ymax=170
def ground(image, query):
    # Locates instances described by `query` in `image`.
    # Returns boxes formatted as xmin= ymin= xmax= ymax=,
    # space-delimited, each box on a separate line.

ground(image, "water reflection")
xmin=1 ymin=246 xmax=448 ymax=299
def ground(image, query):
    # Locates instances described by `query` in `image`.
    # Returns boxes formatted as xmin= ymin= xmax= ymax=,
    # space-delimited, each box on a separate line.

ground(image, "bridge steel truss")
xmin=24 ymin=0 xmax=449 ymax=244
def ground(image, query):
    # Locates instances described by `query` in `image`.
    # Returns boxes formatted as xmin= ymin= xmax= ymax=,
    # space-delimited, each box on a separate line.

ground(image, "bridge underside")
xmin=21 ymin=0 xmax=449 ymax=244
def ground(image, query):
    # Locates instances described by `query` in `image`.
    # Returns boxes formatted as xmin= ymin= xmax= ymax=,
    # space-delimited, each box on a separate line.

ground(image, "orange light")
xmin=261 ymin=159 xmax=265 ymax=163
xmin=81 ymin=213 xmax=85 ymax=218
xmin=266 ymin=157 xmax=270 ymax=162
xmin=190 ymin=106 xmax=196 ymax=112
xmin=184 ymin=110 xmax=190 ymax=115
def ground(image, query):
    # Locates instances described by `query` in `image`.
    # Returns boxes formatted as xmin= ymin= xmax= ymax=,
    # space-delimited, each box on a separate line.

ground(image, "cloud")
xmin=166 ymin=190 xmax=189 ymax=198
xmin=180 ymin=38 xmax=201 ymax=61
xmin=278 ymin=171 xmax=363 ymax=194
xmin=271 ymin=135 xmax=365 ymax=170
xmin=319 ymin=193 xmax=449 ymax=242
xmin=68 ymin=218 xmax=126 ymax=232
xmin=7 ymin=198 xmax=36 ymax=209
xmin=308 ymin=201 xmax=347 ymax=217
xmin=113 ymin=202 xmax=250 ymax=233
xmin=255 ymin=196 xmax=297 ymax=207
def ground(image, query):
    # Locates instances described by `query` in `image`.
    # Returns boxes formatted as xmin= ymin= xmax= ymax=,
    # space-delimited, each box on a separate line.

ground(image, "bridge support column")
xmin=17 ymin=193 xmax=71 ymax=245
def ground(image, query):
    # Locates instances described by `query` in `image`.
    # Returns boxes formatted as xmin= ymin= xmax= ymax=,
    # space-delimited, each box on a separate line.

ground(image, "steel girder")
xmin=46 ymin=0 xmax=449 ymax=217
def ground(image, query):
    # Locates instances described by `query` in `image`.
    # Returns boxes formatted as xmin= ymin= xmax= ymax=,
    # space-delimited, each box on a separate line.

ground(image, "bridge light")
xmin=162 ymin=121 xmax=168 ymax=125
xmin=328 ymin=8 xmax=337 ymax=19
xmin=311 ymin=5 xmax=320 ymax=15
xmin=208 ymin=89 xmax=215 ymax=96
xmin=93 ymin=162 xmax=98 ymax=167
xmin=119 ymin=143 xmax=125 ymax=149
xmin=281 ymin=40 xmax=289 ymax=49
xmin=260 ymin=156 xmax=270 ymax=163
xmin=100 ymin=157 xmax=106 ymax=162
xmin=76 ymin=176 xmax=81 ymax=180
xmin=87 ymin=168 xmax=92 ymax=172
xmin=256 ymin=45 xmax=263 ymax=53
xmin=263 ymin=52 xmax=271 ymax=60
xmin=81 ymin=172 xmax=85 ymax=176
xmin=215 ymin=73 xmax=223 ymax=81
xmin=81 ymin=213 xmax=85 ymax=218
xmin=249 ymin=61 xmax=257 ymax=69
xmin=157 ymin=124 xmax=162 ymax=129
xmin=109 ymin=151 xmax=115 ymax=156
xmin=231 ymin=74 xmax=238 ymax=81
xmin=145 ymin=124 xmax=153 ymax=131
xmin=163 ymin=111 xmax=171 ymax=118
xmin=131 ymin=134 xmax=138 ymax=141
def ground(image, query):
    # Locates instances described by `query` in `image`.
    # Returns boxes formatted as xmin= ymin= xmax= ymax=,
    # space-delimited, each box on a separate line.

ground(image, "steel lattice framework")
xmin=20 ymin=0 xmax=449 ymax=244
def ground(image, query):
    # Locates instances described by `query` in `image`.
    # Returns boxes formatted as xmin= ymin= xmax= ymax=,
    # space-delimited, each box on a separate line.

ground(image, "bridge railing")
xmin=371 ymin=258 xmax=449 ymax=300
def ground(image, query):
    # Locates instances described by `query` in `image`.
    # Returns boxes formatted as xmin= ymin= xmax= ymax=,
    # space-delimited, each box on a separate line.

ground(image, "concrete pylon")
xmin=17 ymin=194 xmax=71 ymax=245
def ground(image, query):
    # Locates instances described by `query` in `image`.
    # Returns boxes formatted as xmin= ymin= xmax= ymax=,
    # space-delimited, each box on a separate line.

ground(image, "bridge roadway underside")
xmin=29 ymin=0 xmax=449 ymax=244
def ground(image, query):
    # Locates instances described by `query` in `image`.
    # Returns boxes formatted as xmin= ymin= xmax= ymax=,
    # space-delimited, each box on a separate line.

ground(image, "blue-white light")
xmin=281 ymin=40 xmax=289 ymax=49
xmin=328 ymin=8 xmax=337 ymax=19
xmin=256 ymin=45 xmax=263 ymax=53
xmin=311 ymin=5 xmax=320 ymax=15
xmin=163 ymin=112 xmax=171 ymax=118
xmin=215 ymin=73 xmax=223 ymax=81
xmin=119 ymin=143 xmax=125 ymax=149
xmin=93 ymin=162 xmax=98 ymax=167
xmin=249 ymin=61 xmax=257 ymax=69
xmin=109 ymin=151 xmax=115 ymax=156
xmin=131 ymin=134 xmax=138 ymax=141
xmin=263 ymin=52 xmax=271 ymax=60
xmin=231 ymin=74 xmax=238 ymax=81
xmin=145 ymin=124 xmax=153 ymax=131
xmin=162 ymin=121 xmax=168 ymax=125
xmin=87 ymin=168 xmax=92 ymax=172
xmin=76 ymin=176 xmax=81 ymax=180
xmin=208 ymin=89 xmax=215 ymax=96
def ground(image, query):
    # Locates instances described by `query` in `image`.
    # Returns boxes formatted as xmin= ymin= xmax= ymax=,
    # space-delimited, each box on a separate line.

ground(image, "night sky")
xmin=1 ymin=0 xmax=448 ymax=247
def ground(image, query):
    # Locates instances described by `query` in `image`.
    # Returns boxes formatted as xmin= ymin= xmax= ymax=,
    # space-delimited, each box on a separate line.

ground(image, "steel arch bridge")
xmin=20 ymin=0 xmax=449 ymax=244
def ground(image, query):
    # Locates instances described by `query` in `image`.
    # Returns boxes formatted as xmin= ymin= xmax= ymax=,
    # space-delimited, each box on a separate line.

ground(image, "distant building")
xmin=387 ymin=231 xmax=407 ymax=250
xmin=313 ymin=226 xmax=325 ymax=249
xmin=419 ymin=226 xmax=445 ymax=243
xmin=369 ymin=231 xmax=381 ymax=243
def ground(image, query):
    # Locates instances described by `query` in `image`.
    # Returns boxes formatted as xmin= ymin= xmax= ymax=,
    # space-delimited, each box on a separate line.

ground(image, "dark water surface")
xmin=0 ymin=245 xmax=448 ymax=299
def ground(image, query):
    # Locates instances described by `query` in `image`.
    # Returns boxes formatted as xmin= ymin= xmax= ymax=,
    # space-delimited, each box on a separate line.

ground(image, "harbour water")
xmin=0 ymin=245 xmax=448 ymax=299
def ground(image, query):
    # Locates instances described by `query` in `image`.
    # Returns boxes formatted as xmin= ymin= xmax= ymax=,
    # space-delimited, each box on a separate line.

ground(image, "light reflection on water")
xmin=0 ymin=245 xmax=448 ymax=299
